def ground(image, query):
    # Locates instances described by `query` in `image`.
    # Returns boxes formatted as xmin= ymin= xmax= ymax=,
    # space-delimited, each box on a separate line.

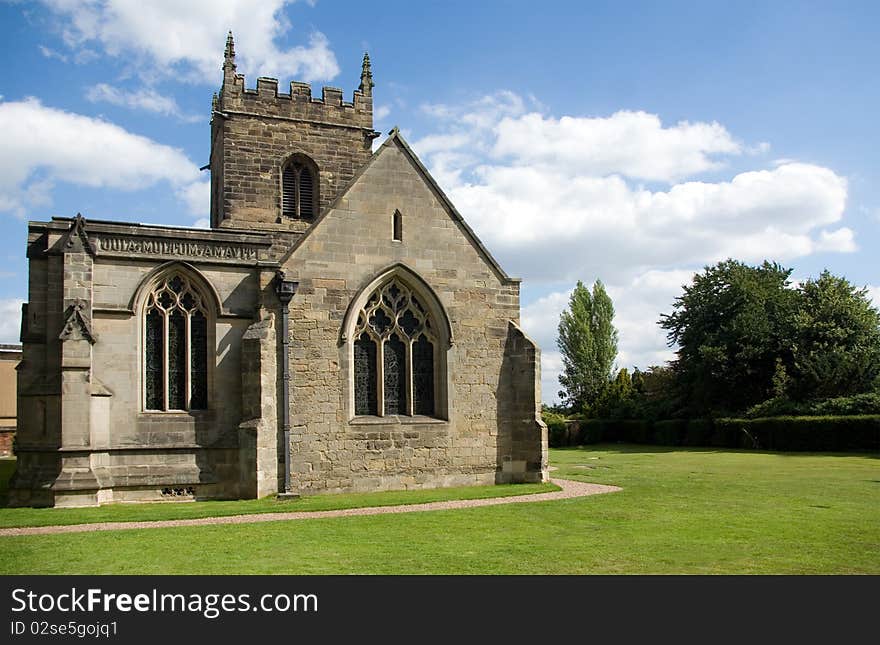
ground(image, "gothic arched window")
xmin=143 ymin=273 xmax=210 ymax=411
xmin=282 ymin=156 xmax=318 ymax=220
xmin=352 ymin=278 xmax=439 ymax=417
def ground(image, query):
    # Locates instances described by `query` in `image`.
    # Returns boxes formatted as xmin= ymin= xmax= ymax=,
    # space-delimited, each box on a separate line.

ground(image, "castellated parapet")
xmin=210 ymin=32 xmax=378 ymax=232
xmin=219 ymin=76 xmax=374 ymax=128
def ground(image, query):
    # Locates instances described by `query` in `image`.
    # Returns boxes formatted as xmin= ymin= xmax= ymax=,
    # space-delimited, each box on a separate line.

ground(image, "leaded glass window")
xmin=190 ymin=311 xmax=208 ymax=410
xmin=145 ymin=309 xmax=163 ymax=410
xmin=352 ymin=277 xmax=440 ymax=417
xmin=413 ymin=335 xmax=434 ymax=415
xmin=384 ymin=334 xmax=406 ymax=415
xmin=143 ymin=273 xmax=210 ymax=411
xmin=354 ymin=333 xmax=378 ymax=415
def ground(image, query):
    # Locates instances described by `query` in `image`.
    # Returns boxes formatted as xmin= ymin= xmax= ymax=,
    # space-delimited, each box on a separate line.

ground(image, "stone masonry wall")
xmin=87 ymin=257 xmax=257 ymax=502
xmin=280 ymin=138 xmax=535 ymax=494
xmin=11 ymin=218 xmax=269 ymax=505
xmin=497 ymin=322 xmax=549 ymax=483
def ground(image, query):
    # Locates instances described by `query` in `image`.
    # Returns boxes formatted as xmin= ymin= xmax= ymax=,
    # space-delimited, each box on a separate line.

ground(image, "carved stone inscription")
xmin=96 ymin=236 xmax=259 ymax=261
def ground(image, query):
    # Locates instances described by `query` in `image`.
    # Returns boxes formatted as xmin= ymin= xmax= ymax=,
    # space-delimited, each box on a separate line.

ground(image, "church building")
xmin=10 ymin=34 xmax=547 ymax=507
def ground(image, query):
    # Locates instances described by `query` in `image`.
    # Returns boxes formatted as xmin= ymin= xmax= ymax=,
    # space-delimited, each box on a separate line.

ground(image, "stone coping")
xmin=38 ymin=217 xmax=271 ymax=244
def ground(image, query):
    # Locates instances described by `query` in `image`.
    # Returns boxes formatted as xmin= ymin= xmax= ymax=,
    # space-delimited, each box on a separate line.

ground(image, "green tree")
xmin=593 ymin=367 xmax=635 ymax=418
xmin=592 ymin=281 xmax=618 ymax=395
xmin=660 ymin=259 xmax=797 ymax=414
xmin=790 ymin=271 xmax=880 ymax=399
xmin=632 ymin=364 xmax=679 ymax=419
xmin=557 ymin=280 xmax=619 ymax=411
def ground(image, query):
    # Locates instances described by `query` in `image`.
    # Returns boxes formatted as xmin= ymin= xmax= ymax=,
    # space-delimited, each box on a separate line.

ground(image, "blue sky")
xmin=1 ymin=1 xmax=878 ymax=402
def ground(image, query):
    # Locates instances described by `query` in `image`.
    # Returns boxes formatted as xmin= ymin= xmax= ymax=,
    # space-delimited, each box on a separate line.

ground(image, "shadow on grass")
xmin=0 ymin=459 xmax=14 ymax=506
xmin=552 ymin=443 xmax=879 ymax=459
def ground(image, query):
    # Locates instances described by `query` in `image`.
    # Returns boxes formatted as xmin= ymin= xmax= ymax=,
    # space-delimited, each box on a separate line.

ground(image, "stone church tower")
xmin=210 ymin=33 xmax=376 ymax=232
xmin=10 ymin=34 xmax=547 ymax=507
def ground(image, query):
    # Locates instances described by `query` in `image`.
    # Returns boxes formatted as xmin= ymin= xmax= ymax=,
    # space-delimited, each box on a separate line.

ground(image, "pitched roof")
xmin=278 ymin=128 xmax=519 ymax=285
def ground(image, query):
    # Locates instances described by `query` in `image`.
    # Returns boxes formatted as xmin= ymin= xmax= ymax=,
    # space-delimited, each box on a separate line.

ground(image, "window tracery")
xmin=352 ymin=278 xmax=437 ymax=417
xmin=143 ymin=273 xmax=209 ymax=411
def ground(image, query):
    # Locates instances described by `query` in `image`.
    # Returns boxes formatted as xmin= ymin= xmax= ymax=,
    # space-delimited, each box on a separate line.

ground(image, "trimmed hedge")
xmin=653 ymin=419 xmax=686 ymax=446
xmin=746 ymin=393 xmax=880 ymax=418
xmin=575 ymin=419 xmax=651 ymax=445
xmin=552 ymin=415 xmax=880 ymax=452
xmin=715 ymin=415 xmax=880 ymax=452
xmin=683 ymin=418 xmax=714 ymax=446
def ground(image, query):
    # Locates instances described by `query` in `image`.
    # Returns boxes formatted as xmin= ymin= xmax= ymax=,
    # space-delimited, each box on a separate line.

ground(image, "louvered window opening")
xmin=282 ymin=162 xmax=316 ymax=220
xmin=144 ymin=274 xmax=209 ymax=411
xmin=353 ymin=278 xmax=437 ymax=417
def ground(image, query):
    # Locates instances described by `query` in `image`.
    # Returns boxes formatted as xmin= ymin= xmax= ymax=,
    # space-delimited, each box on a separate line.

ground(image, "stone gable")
xmin=275 ymin=134 xmax=545 ymax=493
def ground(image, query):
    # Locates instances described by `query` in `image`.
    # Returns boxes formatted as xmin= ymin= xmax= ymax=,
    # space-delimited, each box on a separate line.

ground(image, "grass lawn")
xmin=0 ymin=458 xmax=557 ymax=528
xmin=0 ymin=446 xmax=878 ymax=574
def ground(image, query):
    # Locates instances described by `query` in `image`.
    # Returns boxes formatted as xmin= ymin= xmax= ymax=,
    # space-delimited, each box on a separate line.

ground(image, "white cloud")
xmin=412 ymin=92 xmax=849 ymax=284
xmin=0 ymin=299 xmax=23 ymax=344
xmin=86 ymin=83 xmax=201 ymax=122
xmin=416 ymin=102 xmax=745 ymax=183
xmin=460 ymin=91 xmax=528 ymax=130
xmin=419 ymin=91 xmax=529 ymax=142
xmin=493 ymin=111 xmax=742 ymax=182
xmin=859 ymin=205 xmax=880 ymax=222
xmin=411 ymin=133 xmax=470 ymax=157
xmin=412 ymin=92 xmax=535 ymax=188
xmin=521 ymin=290 xmax=570 ymax=356
xmin=39 ymin=45 xmax=68 ymax=63
xmin=192 ymin=218 xmax=211 ymax=229
xmin=539 ymin=350 xmax=564 ymax=405
xmin=178 ymin=181 xmax=211 ymax=217
xmin=866 ymin=285 xmax=880 ymax=308
xmin=73 ymin=48 xmax=100 ymax=65
xmin=815 ymin=227 xmax=857 ymax=253
xmin=40 ymin=0 xmax=339 ymax=84
xmin=374 ymin=104 xmax=391 ymax=121
xmin=450 ymin=161 xmax=847 ymax=283
xmin=21 ymin=177 xmax=55 ymax=209
xmin=0 ymin=98 xmax=202 ymax=217
xmin=606 ymin=270 xmax=690 ymax=370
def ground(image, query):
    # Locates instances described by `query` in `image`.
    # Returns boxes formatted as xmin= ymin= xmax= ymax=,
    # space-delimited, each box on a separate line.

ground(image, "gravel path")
xmin=0 ymin=478 xmax=621 ymax=537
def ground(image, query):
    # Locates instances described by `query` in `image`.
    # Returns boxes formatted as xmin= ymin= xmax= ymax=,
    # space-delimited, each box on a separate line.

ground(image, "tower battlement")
xmin=218 ymin=75 xmax=373 ymax=130
xmin=215 ymin=32 xmax=373 ymax=131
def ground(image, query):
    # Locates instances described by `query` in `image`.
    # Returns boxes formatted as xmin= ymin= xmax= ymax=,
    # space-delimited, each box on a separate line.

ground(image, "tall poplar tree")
xmin=557 ymin=280 xmax=619 ymax=411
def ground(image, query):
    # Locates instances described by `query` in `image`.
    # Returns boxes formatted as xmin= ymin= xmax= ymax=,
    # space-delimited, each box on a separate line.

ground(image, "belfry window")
xmin=144 ymin=273 xmax=209 ymax=411
xmin=352 ymin=278 xmax=438 ymax=417
xmin=282 ymin=158 xmax=318 ymax=219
